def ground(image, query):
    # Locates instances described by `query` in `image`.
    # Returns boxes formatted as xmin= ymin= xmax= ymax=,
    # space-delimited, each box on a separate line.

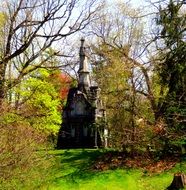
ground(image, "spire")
xmin=78 ymin=38 xmax=90 ymax=90
xmin=79 ymin=38 xmax=89 ymax=72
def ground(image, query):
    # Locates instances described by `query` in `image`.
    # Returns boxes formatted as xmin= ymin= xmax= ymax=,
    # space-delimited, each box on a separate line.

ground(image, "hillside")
xmin=41 ymin=149 xmax=186 ymax=190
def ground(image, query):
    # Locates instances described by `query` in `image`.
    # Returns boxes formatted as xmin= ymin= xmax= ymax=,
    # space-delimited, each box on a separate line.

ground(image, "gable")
xmin=70 ymin=94 xmax=90 ymax=116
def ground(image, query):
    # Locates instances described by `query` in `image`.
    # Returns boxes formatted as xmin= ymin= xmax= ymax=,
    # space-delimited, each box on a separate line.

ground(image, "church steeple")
xmin=78 ymin=38 xmax=90 ymax=90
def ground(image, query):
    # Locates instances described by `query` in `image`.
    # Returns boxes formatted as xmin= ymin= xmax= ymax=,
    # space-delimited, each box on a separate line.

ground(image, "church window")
xmin=71 ymin=126 xmax=75 ymax=137
xmin=75 ymin=101 xmax=84 ymax=115
xmin=83 ymin=126 xmax=88 ymax=137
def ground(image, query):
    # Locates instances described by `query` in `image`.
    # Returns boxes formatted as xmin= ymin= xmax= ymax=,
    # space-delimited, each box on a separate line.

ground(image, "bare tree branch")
xmin=0 ymin=0 xmax=102 ymax=104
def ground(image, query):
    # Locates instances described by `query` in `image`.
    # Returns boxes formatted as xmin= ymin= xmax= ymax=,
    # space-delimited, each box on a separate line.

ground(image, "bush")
xmin=0 ymin=110 xmax=55 ymax=189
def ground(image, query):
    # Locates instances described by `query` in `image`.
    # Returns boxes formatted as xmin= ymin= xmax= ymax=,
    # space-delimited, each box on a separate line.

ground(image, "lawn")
xmin=40 ymin=149 xmax=186 ymax=190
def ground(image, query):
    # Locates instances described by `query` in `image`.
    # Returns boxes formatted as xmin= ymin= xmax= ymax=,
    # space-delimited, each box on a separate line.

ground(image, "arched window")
xmin=83 ymin=126 xmax=88 ymax=137
xmin=75 ymin=101 xmax=84 ymax=115
xmin=71 ymin=126 xmax=75 ymax=137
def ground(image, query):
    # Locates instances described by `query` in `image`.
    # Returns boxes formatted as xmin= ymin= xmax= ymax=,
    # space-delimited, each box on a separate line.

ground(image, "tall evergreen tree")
xmin=156 ymin=0 xmax=186 ymax=128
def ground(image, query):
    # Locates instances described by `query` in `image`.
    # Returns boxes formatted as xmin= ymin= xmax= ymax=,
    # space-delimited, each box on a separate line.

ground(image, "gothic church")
xmin=57 ymin=38 xmax=106 ymax=148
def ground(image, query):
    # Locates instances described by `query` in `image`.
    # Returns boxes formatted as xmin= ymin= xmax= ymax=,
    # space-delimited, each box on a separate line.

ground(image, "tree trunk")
xmin=167 ymin=173 xmax=186 ymax=190
xmin=0 ymin=63 xmax=6 ymax=107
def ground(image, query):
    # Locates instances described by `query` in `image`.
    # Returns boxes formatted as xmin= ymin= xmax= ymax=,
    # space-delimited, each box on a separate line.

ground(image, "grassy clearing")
xmin=40 ymin=149 xmax=186 ymax=190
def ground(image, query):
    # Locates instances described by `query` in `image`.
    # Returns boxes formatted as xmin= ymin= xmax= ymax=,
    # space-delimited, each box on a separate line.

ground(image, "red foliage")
xmin=49 ymin=72 xmax=72 ymax=100
xmin=57 ymin=73 xmax=72 ymax=99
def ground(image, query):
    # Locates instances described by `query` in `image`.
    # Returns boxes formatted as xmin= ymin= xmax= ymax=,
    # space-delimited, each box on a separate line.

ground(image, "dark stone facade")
xmin=57 ymin=39 xmax=106 ymax=149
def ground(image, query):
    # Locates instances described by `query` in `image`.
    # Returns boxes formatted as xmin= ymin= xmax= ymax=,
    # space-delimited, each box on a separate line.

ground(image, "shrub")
xmin=0 ymin=110 xmax=55 ymax=189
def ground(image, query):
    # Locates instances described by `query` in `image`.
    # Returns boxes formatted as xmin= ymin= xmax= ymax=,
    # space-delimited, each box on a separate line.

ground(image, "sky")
xmin=113 ymin=0 xmax=151 ymax=7
xmin=130 ymin=0 xmax=148 ymax=6
xmin=107 ymin=0 xmax=156 ymax=14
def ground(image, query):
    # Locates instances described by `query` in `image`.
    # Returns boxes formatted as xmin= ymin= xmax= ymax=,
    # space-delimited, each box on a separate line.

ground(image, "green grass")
xmin=40 ymin=149 xmax=186 ymax=190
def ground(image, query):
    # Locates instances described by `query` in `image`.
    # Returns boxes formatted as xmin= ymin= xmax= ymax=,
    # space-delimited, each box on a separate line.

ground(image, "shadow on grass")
xmin=44 ymin=149 xmax=186 ymax=190
xmin=62 ymin=149 xmax=102 ymax=164
xmin=51 ymin=149 xmax=105 ymax=184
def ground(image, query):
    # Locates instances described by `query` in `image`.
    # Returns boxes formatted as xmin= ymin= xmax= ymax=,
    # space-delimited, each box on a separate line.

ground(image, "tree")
xmin=0 ymin=68 xmax=60 ymax=188
xmin=92 ymin=43 xmax=132 ymax=148
xmin=155 ymin=0 xmax=186 ymax=128
xmin=14 ymin=69 xmax=62 ymax=135
xmin=155 ymin=0 xmax=186 ymax=134
xmin=142 ymin=0 xmax=186 ymax=158
xmin=49 ymin=71 xmax=73 ymax=104
xmin=87 ymin=1 xmax=156 ymax=151
xmin=0 ymin=0 xmax=102 ymax=107
xmin=88 ymin=0 xmax=163 ymax=122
